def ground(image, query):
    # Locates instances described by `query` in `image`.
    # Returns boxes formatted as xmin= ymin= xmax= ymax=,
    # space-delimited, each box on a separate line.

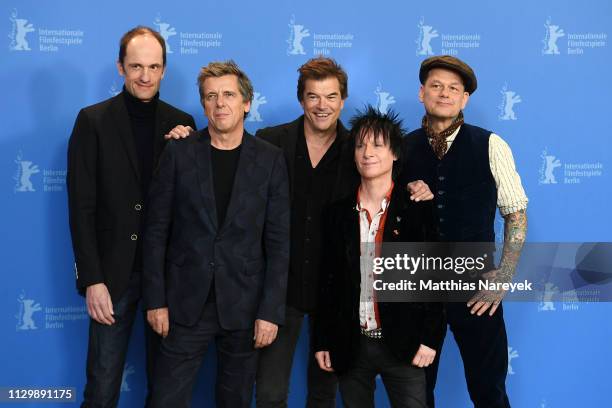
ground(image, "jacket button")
xmin=438 ymin=190 xmax=445 ymax=195
xmin=437 ymin=204 xmax=444 ymax=209
xmin=130 ymin=234 xmax=138 ymax=241
xmin=438 ymin=176 xmax=445 ymax=181
xmin=209 ymin=262 xmax=215 ymax=268
xmin=135 ymin=203 xmax=142 ymax=211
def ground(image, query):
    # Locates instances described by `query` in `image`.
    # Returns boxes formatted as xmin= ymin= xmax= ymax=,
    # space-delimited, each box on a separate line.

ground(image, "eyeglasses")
xmin=428 ymin=82 xmax=465 ymax=95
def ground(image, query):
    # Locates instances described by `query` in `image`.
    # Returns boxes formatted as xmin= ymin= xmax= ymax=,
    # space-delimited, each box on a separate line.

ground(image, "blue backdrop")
xmin=2 ymin=0 xmax=611 ymax=407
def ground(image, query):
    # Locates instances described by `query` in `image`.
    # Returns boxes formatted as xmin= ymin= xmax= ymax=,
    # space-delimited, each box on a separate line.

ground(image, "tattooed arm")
xmin=468 ymin=209 xmax=528 ymax=316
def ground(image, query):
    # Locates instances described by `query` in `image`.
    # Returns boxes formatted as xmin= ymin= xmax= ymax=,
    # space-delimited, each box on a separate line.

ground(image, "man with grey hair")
xmin=143 ymin=60 xmax=290 ymax=407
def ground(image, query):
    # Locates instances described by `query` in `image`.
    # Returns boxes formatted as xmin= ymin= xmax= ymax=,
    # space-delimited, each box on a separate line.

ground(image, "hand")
xmin=406 ymin=180 xmax=434 ymax=202
xmin=147 ymin=307 xmax=170 ymax=338
xmin=314 ymin=351 xmax=334 ymax=372
xmin=164 ymin=125 xmax=194 ymax=140
xmin=253 ymin=319 xmax=278 ymax=348
xmin=412 ymin=344 xmax=436 ymax=368
xmin=86 ymin=283 xmax=115 ymax=325
xmin=467 ymin=269 xmax=507 ymax=316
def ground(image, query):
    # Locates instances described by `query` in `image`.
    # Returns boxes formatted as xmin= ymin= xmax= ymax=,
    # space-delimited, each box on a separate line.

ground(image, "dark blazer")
xmin=313 ymin=186 xmax=446 ymax=374
xmin=142 ymin=129 xmax=290 ymax=330
xmin=255 ymin=116 xmax=359 ymax=311
xmin=255 ymin=115 xmax=357 ymax=203
xmin=67 ymin=92 xmax=195 ymax=302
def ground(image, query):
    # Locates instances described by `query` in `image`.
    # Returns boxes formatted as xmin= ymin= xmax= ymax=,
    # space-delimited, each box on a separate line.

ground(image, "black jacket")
xmin=256 ymin=116 xmax=359 ymax=311
xmin=142 ymin=129 xmax=290 ymax=329
xmin=67 ymin=92 xmax=195 ymax=302
xmin=313 ymin=186 xmax=446 ymax=374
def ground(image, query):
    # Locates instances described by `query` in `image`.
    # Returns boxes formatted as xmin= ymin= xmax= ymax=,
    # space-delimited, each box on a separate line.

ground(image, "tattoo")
xmin=495 ymin=209 xmax=528 ymax=283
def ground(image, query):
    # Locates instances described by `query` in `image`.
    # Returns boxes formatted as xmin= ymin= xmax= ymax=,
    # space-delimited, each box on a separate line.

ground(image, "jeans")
xmin=256 ymin=305 xmax=337 ymax=408
xmin=339 ymin=335 xmax=427 ymax=408
xmin=82 ymin=272 xmax=160 ymax=408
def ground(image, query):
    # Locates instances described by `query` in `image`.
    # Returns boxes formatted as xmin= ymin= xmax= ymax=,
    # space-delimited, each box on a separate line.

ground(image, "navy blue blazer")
xmin=142 ymin=128 xmax=290 ymax=330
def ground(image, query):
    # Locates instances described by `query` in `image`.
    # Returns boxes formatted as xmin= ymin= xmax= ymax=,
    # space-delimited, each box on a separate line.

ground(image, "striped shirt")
xmin=356 ymin=184 xmax=394 ymax=331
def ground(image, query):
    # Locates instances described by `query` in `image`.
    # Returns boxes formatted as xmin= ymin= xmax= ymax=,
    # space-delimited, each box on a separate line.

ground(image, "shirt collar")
xmin=355 ymin=182 xmax=394 ymax=213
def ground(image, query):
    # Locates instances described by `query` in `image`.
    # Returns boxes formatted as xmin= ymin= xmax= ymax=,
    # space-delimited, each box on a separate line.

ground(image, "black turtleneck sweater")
xmin=123 ymin=88 xmax=158 ymax=273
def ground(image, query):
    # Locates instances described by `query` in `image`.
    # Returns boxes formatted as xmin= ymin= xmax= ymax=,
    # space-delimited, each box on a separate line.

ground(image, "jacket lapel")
xmin=110 ymin=94 xmax=140 ymax=181
xmin=342 ymin=198 xmax=362 ymax=290
xmin=194 ymin=129 xmax=218 ymax=231
xmin=333 ymin=121 xmax=355 ymax=201
xmin=281 ymin=117 xmax=300 ymax=200
xmin=153 ymin=102 xmax=169 ymax=162
xmin=220 ymin=131 xmax=255 ymax=232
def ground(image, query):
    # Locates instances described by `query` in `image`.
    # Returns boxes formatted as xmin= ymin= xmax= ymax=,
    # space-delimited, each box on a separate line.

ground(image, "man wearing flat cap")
xmin=400 ymin=55 xmax=528 ymax=407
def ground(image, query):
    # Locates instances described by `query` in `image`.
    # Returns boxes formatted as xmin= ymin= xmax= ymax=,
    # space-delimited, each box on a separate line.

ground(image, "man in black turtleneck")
xmin=67 ymin=26 xmax=195 ymax=407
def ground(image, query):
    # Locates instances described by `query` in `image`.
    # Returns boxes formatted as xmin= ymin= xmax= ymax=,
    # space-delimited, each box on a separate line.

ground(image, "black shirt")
xmin=211 ymin=144 xmax=242 ymax=227
xmin=289 ymin=126 xmax=342 ymax=312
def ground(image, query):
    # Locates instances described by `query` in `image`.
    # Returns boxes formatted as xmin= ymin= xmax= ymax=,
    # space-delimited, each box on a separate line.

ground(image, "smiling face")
xmin=117 ymin=34 xmax=165 ymax=102
xmin=354 ymin=130 xmax=397 ymax=182
xmin=419 ymin=68 xmax=470 ymax=127
xmin=201 ymin=74 xmax=251 ymax=137
xmin=300 ymin=77 xmax=345 ymax=135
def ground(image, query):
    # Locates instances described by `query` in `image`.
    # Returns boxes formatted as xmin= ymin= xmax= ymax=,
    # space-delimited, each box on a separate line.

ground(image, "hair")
xmin=296 ymin=57 xmax=348 ymax=102
xmin=197 ymin=60 xmax=254 ymax=119
xmin=118 ymin=26 xmax=166 ymax=66
xmin=349 ymin=105 xmax=405 ymax=179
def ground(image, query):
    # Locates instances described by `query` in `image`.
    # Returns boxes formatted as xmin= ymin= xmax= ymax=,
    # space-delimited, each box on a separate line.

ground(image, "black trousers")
xmin=426 ymin=302 xmax=510 ymax=408
xmin=256 ymin=305 xmax=337 ymax=408
xmin=82 ymin=272 xmax=160 ymax=408
xmin=339 ymin=336 xmax=427 ymax=408
xmin=150 ymin=299 xmax=259 ymax=408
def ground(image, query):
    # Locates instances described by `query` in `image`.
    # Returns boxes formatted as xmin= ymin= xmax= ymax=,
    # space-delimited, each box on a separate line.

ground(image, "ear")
xmin=460 ymin=92 xmax=470 ymax=110
xmin=418 ymin=85 xmax=425 ymax=103
xmin=339 ymin=98 xmax=345 ymax=111
xmin=116 ymin=61 xmax=125 ymax=77
xmin=244 ymin=99 xmax=251 ymax=114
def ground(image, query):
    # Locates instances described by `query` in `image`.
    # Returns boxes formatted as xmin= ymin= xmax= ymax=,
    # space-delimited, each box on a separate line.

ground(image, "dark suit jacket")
xmin=142 ymin=129 xmax=290 ymax=330
xmin=255 ymin=116 xmax=359 ymax=311
xmin=67 ymin=92 xmax=195 ymax=302
xmin=255 ymin=116 xmax=357 ymax=203
xmin=313 ymin=186 xmax=446 ymax=374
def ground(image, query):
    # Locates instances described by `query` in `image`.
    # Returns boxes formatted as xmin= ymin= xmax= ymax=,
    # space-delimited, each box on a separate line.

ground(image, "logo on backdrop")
xmin=14 ymin=151 xmax=39 ymax=193
xmin=498 ymin=84 xmax=522 ymax=121
xmin=246 ymin=91 xmax=267 ymax=122
xmin=539 ymin=148 xmax=604 ymax=185
xmin=121 ymin=363 xmax=135 ymax=392
xmin=286 ymin=14 xmax=353 ymax=56
xmin=287 ymin=15 xmax=310 ymax=55
xmin=109 ymin=81 xmax=121 ymax=97
xmin=507 ymin=346 xmax=519 ymax=375
xmin=416 ymin=17 xmax=438 ymax=56
xmin=415 ymin=17 xmax=480 ymax=57
xmin=15 ymin=291 xmax=42 ymax=331
xmin=15 ymin=290 xmax=88 ymax=331
xmin=374 ymin=84 xmax=396 ymax=114
xmin=8 ymin=8 xmax=84 ymax=52
xmin=542 ymin=17 xmax=607 ymax=56
xmin=154 ymin=15 xmax=177 ymax=54
xmin=9 ymin=9 xmax=35 ymax=51
xmin=13 ymin=151 xmax=66 ymax=193
xmin=154 ymin=13 xmax=222 ymax=55
xmin=542 ymin=18 xmax=565 ymax=55
xmin=538 ymin=282 xmax=558 ymax=311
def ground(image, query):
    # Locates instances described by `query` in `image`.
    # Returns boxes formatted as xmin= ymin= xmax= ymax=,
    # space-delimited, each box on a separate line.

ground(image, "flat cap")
xmin=419 ymin=55 xmax=477 ymax=94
